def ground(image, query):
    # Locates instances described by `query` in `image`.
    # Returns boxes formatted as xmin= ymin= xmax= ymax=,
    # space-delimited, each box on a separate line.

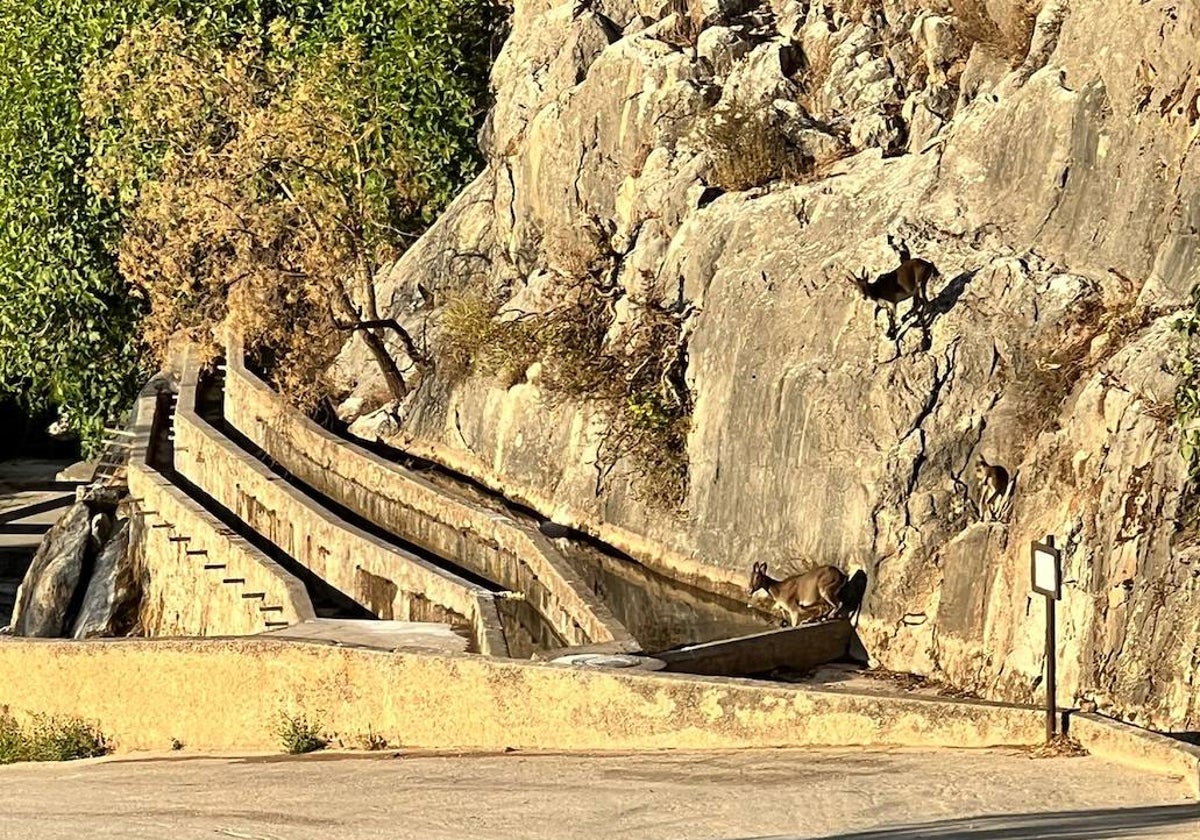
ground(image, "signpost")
xmin=1031 ymin=535 xmax=1062 ymax=741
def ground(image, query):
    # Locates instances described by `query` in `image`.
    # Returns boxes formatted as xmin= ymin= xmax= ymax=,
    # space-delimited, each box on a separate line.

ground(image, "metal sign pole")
xmin=1031 ymin=534 xmax=1062 ymax=743
xmin=1044 ymin=536 xmax=1057 ymax=741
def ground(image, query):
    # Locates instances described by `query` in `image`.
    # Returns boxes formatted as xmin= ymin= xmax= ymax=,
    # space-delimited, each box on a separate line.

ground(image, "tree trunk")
xmin=359 ymin=328 xmax=409 ymax=402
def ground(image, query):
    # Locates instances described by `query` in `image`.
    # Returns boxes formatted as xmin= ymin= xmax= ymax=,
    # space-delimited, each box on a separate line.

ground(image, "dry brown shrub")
xmin=439 ymin=284 xmax=693 ymax=510
xmin=438 ymin=290 xmax=538 ymax=384
xmin=83 ymin=22 xmax=425 ymax=412
xmin=950 ymin=0 xmax=1035 ymax=65
xmin=697 ymin=107 xmax=821 ymax=192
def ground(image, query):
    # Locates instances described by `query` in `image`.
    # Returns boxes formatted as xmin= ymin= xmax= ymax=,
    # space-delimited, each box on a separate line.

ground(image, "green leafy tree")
xmin=0 ymin=0 xmax=500 ymax=450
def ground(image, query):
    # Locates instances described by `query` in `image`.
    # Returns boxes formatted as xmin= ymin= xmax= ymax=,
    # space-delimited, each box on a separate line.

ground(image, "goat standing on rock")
xmin=748 ymin=562 xmax=846 ymax=627
xmin=975 ymin=456 xmax=1013 ymax=522
xmin=851 ymin=258 xmax=938 ymax=341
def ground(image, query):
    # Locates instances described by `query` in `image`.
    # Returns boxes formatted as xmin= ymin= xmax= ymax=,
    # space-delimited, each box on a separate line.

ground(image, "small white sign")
xmin=1031 ymin=538 xmax=1062 ymax=600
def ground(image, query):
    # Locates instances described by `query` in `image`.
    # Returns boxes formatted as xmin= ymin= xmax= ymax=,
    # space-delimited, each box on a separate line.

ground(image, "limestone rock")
xmin=333 ymin=0 xmax=1200 ymax=729
xmin=71 ymin=518 xmax=139 ymax=640
xmin=10 ymin=502 xmax=90 ymax=637
xmin=696 ymin=25 xmax=752 ymax=76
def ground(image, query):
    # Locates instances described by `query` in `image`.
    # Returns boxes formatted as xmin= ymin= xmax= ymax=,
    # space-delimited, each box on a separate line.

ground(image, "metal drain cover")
xmin=550 ymin=653 xmax=666 ymax=671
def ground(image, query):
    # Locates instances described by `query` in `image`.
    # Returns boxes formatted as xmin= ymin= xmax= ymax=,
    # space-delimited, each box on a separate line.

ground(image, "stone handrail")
xmin=223 ymin=335 xmax=633 ymax=651
xmin=170 ymin=349 xmax=509 ymax=655
xmin=125 ymin=376 xmax=317 ymax=636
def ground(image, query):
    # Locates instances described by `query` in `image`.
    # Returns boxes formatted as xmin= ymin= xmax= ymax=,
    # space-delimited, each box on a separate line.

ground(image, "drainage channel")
xmin=194 ymin=369 xmax=566 ymax=657
xmin=320 ymin=419 xmax=774 ymax=655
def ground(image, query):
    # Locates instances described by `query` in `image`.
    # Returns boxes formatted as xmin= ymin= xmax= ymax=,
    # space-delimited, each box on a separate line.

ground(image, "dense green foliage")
xmin=0 ymin=0 xmax=499 ymax=452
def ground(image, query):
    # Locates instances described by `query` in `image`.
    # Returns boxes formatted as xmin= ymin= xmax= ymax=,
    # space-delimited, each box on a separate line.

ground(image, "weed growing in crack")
xmin=277 ymin=713 xmax=327 ymax=755
xmin=1174 ymin=288 xmax=1200 ymax=475
xmin=0 ymin=711 xmax=109 ymax=764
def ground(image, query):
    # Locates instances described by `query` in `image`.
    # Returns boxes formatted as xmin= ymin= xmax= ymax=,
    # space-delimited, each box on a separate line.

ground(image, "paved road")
xmin=1 ymin=747 xmax=1197 ymax=839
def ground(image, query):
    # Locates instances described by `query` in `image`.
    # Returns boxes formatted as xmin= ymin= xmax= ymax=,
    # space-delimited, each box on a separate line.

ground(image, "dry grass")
xmin=950 ymin=0 xmax=1035 ymax=65
xmin=1025 ymin=734 xmax=1088 ymax=759
xmin=697 ymin=107 xmax=817 ymax=192
xmin=438 ymin=291 xmax=538 ymax=383
xmin=1012 ymin=299 xmax=1172 ymax=438
xmin=1009 ymin=296 xmax=1106 ymax=437
xmin=439 ymin=285 xmax=693 ymax=511
xmin=797 ymin=42 xmax=833 ymax=117
xmin=862 ymin=668 xmax=982 ymax=700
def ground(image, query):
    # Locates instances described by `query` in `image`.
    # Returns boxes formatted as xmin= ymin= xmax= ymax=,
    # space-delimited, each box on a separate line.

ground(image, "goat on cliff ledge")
xmin=851 ymin=258 xmax=938 ymax=340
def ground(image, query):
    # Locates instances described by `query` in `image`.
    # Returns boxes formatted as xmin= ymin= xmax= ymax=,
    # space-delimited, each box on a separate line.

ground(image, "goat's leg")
xmin=984 ymin=489 xmax=1000 ymax=522
xmin=998 ymin=489 xmax=1015 ymax=522
xmin=885 ymin=303 xmax=898 ymax=339
xmin=820 ymin=590 xmax=841 ymax=619
xmin=993 ymin=492 xmax=1009 ymax=522
xmin=996 ymin=477 xmax=1016 ymax=522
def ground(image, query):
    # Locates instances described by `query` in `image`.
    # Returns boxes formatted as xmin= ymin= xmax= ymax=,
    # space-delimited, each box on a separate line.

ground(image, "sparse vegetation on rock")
xmin=0 ymin=711 xmax=109 ymax=764
xmin=277 ymin=712 xmax=327 ymax=755
xmin=439 ymin=283 xmax=693 ymax=509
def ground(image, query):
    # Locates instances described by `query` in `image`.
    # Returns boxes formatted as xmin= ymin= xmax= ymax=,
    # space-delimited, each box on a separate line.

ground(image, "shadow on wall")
xmin=841 ymin=570 xmax=868 ymax=622
xmin=732 ymin=803 xmax=1200 ymax=840
xmin=927 ymin=269 xmax=980 ymax=317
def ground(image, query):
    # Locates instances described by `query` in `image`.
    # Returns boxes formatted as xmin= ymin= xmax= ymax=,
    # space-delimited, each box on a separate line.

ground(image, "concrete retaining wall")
xmin=170 ymin=353 xmax=509 ymax=656
xmin=1070 ymin=713 xmax=1200 ymax=798
xmin=126 ymin=384 xmax=315 ymax=637
xmin=223 ymin=339 xmax=631 ymax=650
xmin=0 ymin=636 xmax=1049 ymax=754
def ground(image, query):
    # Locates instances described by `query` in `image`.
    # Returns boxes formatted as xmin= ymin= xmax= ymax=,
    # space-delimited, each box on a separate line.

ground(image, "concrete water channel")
xmin=8 ymin=354 xmax=857 ymax=678
xmin=198 ymin=358 xmax=836 ymax=670
xmin=354 ymin=440 xmax=775 ymax=653
xmin=185 ymin=367 xmax=560 ymax=656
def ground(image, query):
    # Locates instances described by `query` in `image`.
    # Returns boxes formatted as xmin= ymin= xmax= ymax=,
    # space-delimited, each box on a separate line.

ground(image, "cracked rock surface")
xmin=333 ymin=0 xmax=1200 ymax=728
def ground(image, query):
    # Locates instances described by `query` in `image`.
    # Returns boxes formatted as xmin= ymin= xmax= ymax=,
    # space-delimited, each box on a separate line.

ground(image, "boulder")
xmin=71 ymin=518 xmax=139 ymax=640
xmin=9 ymin=502 xmax=89 ymax=637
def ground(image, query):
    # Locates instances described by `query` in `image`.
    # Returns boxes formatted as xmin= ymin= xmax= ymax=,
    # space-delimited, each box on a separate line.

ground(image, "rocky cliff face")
xmin=334 ymin=0 xmax=1200 ymax=729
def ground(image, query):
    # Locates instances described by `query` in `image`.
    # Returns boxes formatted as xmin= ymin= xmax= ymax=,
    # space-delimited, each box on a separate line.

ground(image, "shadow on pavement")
xmin=732 ymin=803 xmax=1200 ymax=840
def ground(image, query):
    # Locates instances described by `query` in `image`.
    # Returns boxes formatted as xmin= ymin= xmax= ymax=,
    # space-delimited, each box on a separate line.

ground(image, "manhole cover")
xmin=550 ymin=653 xmax=666 ymax=671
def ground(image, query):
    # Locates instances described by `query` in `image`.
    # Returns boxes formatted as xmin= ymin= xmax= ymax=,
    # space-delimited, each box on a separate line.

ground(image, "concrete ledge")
xmin=223 ymin=337 xmax=633 ymax=651
xmin=0 ymin=636 xmax=1048 ymax=755
xmin=658 ymin=620 xmax=852 ymax=677
xmin=127 ymin=382 xmax=316 ymax=636
xmin=1068 ymin=712 xmax=1200 ymax=798
xmin=171 ymin=352 xmax=509 ymax=656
